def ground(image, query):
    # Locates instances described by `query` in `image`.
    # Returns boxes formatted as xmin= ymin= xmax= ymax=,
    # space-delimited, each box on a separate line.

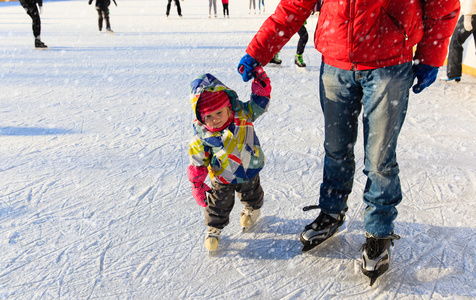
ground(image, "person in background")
xmin=294 ymin=22 xmax=308 ymax=68
xmin=209 ymin=0 xmax=217 ymax=18
xmin=258 ymin=0 xmax=264 ymax=13
xmin=222 ymin=0 xmax=229 ymax=18
xmin=19 ymin=0 xmax=47 ymax=48
xmin=89 ymin=0 xmax=116 ymax=33
xmin=166 ymin=0 xmax=182 ymax=18
xmin=188 ymin=69 xmax=271 ymax=252
xmin=237 ymin=0 xmax=460 ymax=285
xmin=249 ymin=0 xmax=256 ymax=14
xmin=444 ymin=0 xmax=476 ymax=82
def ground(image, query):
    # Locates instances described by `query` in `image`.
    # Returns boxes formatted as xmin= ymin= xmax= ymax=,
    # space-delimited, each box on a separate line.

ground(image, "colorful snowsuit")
xmin=189 ymin=74 xmax=269 ymax=185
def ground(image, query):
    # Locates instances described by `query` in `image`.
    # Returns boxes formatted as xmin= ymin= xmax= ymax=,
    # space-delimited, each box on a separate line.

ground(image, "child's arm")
xmin=241 ymin=66 xmax=271 ymax=121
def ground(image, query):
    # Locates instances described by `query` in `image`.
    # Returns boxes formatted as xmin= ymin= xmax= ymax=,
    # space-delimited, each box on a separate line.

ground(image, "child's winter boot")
xmin=240 ymin=207 xmax=261 ymax=229
xmin=204 ymin=227 xmax=221 ymax=251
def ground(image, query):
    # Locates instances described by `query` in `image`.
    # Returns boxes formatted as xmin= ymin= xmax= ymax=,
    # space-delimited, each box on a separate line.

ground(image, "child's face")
xmin=203 ymin=106 xmax=233 ymax=129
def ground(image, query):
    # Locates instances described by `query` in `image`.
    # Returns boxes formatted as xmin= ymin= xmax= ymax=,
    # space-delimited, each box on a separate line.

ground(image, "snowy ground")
xmin=1 ymin=0 xmax=476 ymax=298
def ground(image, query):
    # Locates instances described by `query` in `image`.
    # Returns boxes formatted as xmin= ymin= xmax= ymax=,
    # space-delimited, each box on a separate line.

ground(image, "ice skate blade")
xmin=301 ymin=240 xmax=324 ymax=253
xmin=361 ymin=264 xmax=389 ymax=286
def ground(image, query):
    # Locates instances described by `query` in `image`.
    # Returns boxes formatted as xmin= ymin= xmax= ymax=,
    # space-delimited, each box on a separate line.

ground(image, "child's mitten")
xmin=251 ymin=66 xmax=271 ymax=97
xmin=187 ymin=165 xmax=211 ymax=207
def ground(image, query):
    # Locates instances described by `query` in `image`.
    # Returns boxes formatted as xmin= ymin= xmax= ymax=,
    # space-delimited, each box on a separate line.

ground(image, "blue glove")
xmin=238 ymin=54 xmax=260 ymax=82
xmin=412 ymin=63 xmax=438 ymax=94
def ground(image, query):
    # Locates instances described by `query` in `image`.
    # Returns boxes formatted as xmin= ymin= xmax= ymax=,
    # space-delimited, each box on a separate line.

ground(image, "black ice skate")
xmin=35 ymin=38 xmax=48 ymax=49
xmin=295 ymin=54 xmax=306 ymax=68
xmin=300 ymin=205 xmax=346 ymax=253
xmin=360 ymin=233 xmax=400 ymax=286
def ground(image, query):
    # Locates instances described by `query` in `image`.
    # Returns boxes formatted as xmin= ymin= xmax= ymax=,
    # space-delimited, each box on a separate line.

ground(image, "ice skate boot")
xmin=240 ymin=207 xmax=260 ymax=230
xmin=106 ymin=27 xmax=114 ymax=34
xmin=204 ymin=227 xmax=221 ymax=252
xmin=300 ymin=205 xmax=346 ymax=253
xmin=295 ymin=54 xmax=306 ymax=67
xmin=361 ymin=232 xmax=400 ymax=286
xmin=34 ymin=37 xmax=48 ymax=49
xmin=269 ymin=53 xmax=282 ymax=65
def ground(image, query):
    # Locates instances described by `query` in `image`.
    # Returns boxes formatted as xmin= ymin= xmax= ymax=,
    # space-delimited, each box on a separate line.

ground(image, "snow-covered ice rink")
xmin=1 ymin=0 xmax=476 ymax=298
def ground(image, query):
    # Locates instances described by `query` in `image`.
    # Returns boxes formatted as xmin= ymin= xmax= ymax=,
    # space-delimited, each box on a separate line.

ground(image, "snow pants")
xmin=205 ymin=174 xmax=264 ymax=229
xmin=447 ymin=15 xmax=476 ymax=79
xmin=318 ymin=62 xmax=412 ymax=238
xmin=20 ymin=0 xmax=41 ymax=38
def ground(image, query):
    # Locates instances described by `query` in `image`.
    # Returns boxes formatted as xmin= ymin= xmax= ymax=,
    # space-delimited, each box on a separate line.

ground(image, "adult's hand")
xmin=412 ymin=63 xmax=438 ymax=94
xmin=238 ymin=54 xmax=260 ymax=82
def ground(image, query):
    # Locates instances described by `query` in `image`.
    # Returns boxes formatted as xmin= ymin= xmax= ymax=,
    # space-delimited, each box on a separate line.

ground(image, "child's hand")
xmin=251 ymin=66 xmax=271 ymax=97
xmin=188 ymin=165 xmax=210 ymax=207
xmin=191 ymin=182 xmax=211 ymax=207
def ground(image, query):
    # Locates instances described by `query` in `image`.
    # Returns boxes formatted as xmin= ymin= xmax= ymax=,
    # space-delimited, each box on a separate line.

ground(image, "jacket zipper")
xmin=349 ymin=0 xmax=355 ymax=70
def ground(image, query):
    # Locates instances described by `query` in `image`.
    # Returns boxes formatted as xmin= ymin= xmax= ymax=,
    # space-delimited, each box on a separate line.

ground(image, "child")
xmin=89 ymin=0 xmax=115 ymax=33
xmin=188 ymin=68 xmax=271 ymax=251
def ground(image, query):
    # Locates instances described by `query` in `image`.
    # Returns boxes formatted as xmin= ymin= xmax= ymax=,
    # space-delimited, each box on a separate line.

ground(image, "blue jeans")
xmin=318 ymin=62 xmax=412 ymax=237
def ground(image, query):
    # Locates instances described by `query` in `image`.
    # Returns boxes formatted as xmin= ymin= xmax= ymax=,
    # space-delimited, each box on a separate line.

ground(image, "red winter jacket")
xmin=246 ymin=0 xmax=460 ymax=70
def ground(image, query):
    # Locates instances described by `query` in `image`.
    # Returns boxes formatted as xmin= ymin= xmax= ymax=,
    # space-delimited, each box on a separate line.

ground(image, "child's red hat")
xmin=197 ymin=90 xmax=231 ymax=118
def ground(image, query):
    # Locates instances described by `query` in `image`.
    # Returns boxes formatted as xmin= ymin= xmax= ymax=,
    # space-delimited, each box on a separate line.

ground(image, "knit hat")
xmin=197 ymin=90 xmax=231 ymax=118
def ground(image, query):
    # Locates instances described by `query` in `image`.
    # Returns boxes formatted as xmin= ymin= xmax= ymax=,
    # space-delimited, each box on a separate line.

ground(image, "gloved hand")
xmin=187 ymin=165 xmax=211 ymax=207
xmin=464 ymin=15 xmax=473 ymax=32
xmin=412 ymin=63 xmax=438 ymax=94
xmin=238 ymin=54 xmax=260 ymax=82
xmin=251 ymin=66 xmax=271 ymax=97
xmin=88 ymin=0 xmax=93 ymax=5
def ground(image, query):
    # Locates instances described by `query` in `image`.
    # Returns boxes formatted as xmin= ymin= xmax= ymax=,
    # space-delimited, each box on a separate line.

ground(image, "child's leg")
xmin=205 ymin=180 xmax=236 ymax=229
xmin=236 ymin=174 xmax=264 ymax=209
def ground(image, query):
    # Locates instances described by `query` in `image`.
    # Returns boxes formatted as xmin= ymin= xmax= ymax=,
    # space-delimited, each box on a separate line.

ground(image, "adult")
xmin=209 ymin=0 xmax=217 ymax=18
xmin=89 ymin=0 xmax=115 ymax=33
xmin=166 ymin=0 xmax=182 ymax=18
xmin=445 ymin=0 xmax=476 ymax=82
xmin=238 ymin=0 xmax=460 ymax=285
xmin=19 ymin=0 xmax=47 ymax=48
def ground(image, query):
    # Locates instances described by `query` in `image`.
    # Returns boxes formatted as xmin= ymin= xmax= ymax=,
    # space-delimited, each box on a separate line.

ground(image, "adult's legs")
xmin=249 ymin=0 xmax=256 ymax=11
xmin=447 ymin=16 xmax=472 ymax=79
xmin=166 ymin=0 xmax=172 ymax=15
xmin=97 ymin=9 xmax=103 ymax=30
xmin=174 ymin=0 xmax=182 ymax=16
xmin=318 ymin=63 xmax=363 ymax=215
xmin=23 ymin=3 xmax=41 ymax=38
xmin=319 ymin=62 xmax=411 ymax=238
xmin=360 ymin=62 xmax=412 ymax=237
